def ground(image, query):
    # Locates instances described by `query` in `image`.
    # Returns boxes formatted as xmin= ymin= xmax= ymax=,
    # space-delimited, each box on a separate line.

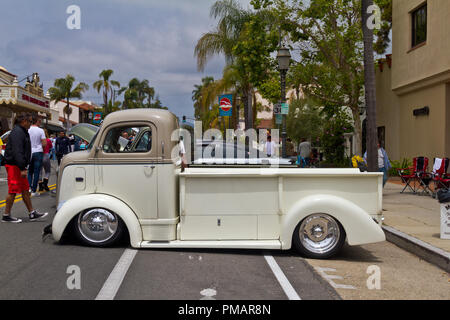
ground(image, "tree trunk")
xmin=247 ymin=87 xmax=253 ymax=130
xmin=362 ymin=0 xmax=378 ymax=172
xmin=351 ymin=107 xmax=363 ymax=156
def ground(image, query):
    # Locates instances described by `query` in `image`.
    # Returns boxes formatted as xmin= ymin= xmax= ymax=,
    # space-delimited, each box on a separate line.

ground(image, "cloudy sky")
xmin=0 ymin=0 xmax=252 ymax=119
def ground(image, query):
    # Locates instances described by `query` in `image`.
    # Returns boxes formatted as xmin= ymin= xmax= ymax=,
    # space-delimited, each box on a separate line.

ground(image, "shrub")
xmin=389 ymin=158 xmax=412 ymax=177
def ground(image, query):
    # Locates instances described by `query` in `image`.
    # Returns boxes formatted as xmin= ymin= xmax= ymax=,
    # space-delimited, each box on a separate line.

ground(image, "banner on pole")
xmin=219 ymin=95 xmax=233 ymax=117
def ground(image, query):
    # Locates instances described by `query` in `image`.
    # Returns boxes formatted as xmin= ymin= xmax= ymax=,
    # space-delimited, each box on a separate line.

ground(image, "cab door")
xmin=94 ymin=122 xmax=158 ymax=220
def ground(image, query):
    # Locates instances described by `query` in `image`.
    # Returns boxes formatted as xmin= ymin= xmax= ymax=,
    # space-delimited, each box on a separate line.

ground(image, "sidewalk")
xmin=382 ymin=179 xmax=450 ymax=272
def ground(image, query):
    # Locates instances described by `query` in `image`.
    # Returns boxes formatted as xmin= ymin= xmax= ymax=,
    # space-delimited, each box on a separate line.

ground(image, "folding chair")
xmin=398 ymin=157 xmax=428 ymax=194
xmin=431 ymin=158 xmax=450 ymax=197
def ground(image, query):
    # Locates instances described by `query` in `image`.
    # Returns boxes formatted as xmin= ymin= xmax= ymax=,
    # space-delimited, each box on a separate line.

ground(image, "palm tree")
xmin=93 ymin=69 xmax=121 ymax=115
xmin=362 ymin=0 xmax=378 ymax=171
xmin=119 ymin=78 xmax=156 ymax=109
xmin=192 ymin=77 xmax=215 ymax=118
xmin=48 ymin=74 xmax=89 ymax=130
xmin=194 ymin=0 xmax=250 ymax=72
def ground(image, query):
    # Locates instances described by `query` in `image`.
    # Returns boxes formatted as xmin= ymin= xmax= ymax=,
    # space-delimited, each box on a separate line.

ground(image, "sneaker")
xmin=31 ymin=192 xmax=40 ymax=197
xmin=2 ymin=215 xmax=23 ymax=223
xmin=29 ymin=211 xmax=48 ymax=222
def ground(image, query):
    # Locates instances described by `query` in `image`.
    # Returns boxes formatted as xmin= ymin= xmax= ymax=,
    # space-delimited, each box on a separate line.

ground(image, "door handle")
xmin=144 ymin=165 xmax=156 ymax=176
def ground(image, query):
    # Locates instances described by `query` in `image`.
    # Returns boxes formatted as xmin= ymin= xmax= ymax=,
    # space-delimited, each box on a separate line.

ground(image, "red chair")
xmin=398 ymin=157 xmax=429 ymax=194
xmin=431 ymin=158 xmax=450 ymax=196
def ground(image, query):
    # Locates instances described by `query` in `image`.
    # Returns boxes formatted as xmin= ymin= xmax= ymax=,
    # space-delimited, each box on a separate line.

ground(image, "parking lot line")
xmin=264 ymin=255 xmax=302 ymax=300
xmin=96 ymin=249 xmax=138 ymax=300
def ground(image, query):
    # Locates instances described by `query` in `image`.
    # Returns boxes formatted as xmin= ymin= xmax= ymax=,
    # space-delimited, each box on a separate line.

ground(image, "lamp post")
xmin=235 ymin=96 xmax=241 ymax=130
xmin=277 ymin=47 xmax=291 ymax=159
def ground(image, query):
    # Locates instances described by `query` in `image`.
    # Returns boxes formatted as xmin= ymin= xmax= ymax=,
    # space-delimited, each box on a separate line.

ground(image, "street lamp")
xmin=277 ymin=47 xmax=291 ymax=159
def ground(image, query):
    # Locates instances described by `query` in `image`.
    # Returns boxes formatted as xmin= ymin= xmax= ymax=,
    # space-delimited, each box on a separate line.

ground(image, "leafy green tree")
xmin=270 ymin=0 xmax=391 ymax=156
xmin=119 ymin=78 xmax=158 ymax=110
xmin=195 ymin=0 xmax=279 ymax=130
xmin=93 ymin=69 xmax=121 ymax=116
xmin=48 ymin=74 xmax=89 ymax=130
xmin=286 ymin=97 xmax=324 ymax=145
xmin=320 ymin=111 xmax=354 ymax=167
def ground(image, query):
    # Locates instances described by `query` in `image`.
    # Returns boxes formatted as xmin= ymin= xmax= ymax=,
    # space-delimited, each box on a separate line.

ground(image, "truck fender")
xmin=52 ymin=194 xmax=143 ymax=248
xmin=280 ymin=194 xmax=386 ymax=250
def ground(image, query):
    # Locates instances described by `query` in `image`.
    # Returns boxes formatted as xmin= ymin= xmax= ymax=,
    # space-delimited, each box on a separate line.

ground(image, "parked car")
xmin=193 ymin=140 xmax=293 ymax=166
xmin=50 ymin=109 xmax=385 ymax=259
xmin=1 ymin=131 xmax=11 ymax=157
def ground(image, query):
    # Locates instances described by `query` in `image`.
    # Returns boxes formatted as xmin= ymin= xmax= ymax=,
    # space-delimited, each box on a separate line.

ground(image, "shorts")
xmin=5 ymin=165 xmax=30 ymax=194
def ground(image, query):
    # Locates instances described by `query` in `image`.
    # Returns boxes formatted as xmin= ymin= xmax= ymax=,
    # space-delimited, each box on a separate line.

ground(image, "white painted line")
xmin=95 ymin=249 xmax=138 ymax=300
xmin=264 ymin=255 xmax=301 ymax=300
xmin=315 ymin=267 xmax=356 ymax=290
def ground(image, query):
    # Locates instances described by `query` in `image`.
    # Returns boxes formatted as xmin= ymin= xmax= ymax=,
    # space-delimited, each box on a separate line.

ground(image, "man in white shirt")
xmin=28 ymin=115 xmax=47 ymax=196
xmin=265 ymin=136 xmax=276 ymax=158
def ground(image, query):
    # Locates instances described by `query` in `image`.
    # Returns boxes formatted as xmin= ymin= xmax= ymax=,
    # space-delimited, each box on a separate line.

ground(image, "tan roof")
xmin=0 ymin=66 xmax=17 ymax=77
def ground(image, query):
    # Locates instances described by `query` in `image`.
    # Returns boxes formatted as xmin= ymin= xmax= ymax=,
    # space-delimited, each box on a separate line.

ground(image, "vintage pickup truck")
xmin=51 ymin=109 xmax=385 ymax=259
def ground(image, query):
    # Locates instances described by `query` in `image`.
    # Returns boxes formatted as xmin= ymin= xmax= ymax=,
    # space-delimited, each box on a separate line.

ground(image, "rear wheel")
xmin=293 ymin=214 xmax=346 ymax=259
xmin=73 ymin=208 xmax=125 ymax=247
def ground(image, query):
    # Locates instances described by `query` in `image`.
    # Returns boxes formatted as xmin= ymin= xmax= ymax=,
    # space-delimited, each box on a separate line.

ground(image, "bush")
xmin=389 ymin=158 xmax=412 ymax=177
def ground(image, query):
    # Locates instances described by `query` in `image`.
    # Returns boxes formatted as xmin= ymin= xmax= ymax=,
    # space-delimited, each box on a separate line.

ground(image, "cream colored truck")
xmin=51 ymin=109 xmax=385 ymax=259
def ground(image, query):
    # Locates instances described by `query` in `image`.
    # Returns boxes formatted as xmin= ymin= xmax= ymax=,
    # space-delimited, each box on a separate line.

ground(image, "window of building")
xmin=103 ymin=125 xmax=152 ymax=153
xmin=412 ymin=4 xmax=427 ymax=48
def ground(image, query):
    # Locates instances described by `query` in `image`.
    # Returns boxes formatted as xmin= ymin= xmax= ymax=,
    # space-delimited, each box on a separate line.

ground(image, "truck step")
xmin=140 ymin=240 xmax=282 ymax=250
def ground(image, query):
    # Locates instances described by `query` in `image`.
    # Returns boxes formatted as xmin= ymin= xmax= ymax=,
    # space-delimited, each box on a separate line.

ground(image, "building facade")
xmin=0 ymin=67 xmax=51 ymax=134
xmin=376 ymin=0 xmax=450 ymax=162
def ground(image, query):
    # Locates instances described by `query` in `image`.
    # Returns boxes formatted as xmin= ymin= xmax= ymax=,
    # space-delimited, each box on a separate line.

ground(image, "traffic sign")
xmin=93 ymin=112 xmax=103 ymax=124
xmin=274 ymin=103 xmax=289 ymax=115
xmin=275 ymin=114 xmax=283 ymax=125
xmin=219 ymin=95 xmax=233 ymax=117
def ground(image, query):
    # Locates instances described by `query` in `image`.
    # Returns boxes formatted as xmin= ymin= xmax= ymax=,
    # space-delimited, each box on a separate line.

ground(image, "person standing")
xmin=28 ymin=115 xmax=47 ymax=197
xmin=364 ymin=142 xmax=391 ymax=187
xmin=55 ymin=131 xmax=71 ymax=166
xmin=298 ymin=138 xmax=311 ymax=166
xmin=2 ymin=113 xmax=48 ymax=223
xmin=265 ymin=136 xmax=276 ymax=158
xmin=38 ymin=129 xmax=52 ymax=192
xmin=50 ymin=134 xmax=57 ymax=160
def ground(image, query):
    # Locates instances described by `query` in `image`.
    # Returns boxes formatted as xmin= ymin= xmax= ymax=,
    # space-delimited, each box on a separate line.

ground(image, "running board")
xmin=140 ymin=240 xmax=282 ymax=250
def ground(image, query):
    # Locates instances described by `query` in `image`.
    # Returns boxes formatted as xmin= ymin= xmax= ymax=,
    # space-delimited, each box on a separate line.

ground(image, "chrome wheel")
xmin=298 ymin=214 xmax=341 ymax=255
xmin=77 ymin=209 xmax=119 ymax=244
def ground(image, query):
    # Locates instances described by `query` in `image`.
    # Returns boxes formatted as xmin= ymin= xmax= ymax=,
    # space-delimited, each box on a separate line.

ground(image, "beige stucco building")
xmin=376 ymin=0 xmax=450 ymax=163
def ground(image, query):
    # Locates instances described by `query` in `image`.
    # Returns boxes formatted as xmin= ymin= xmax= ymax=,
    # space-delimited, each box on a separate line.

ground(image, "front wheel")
xmin=293 ymin=214 xmax=346 ymax=259
xmin=73 ymin=208 xmax=125 ymax=247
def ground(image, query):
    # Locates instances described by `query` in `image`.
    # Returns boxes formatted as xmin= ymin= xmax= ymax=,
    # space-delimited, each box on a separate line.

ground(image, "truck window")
xmin=103 ymin=126 xmax=152 ymax=153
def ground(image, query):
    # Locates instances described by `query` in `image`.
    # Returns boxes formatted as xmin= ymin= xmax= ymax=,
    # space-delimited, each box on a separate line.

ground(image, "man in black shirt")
xmin=55 ymin=131 xmax=71 ymax=166
xmin=2 ymin=113 xmax=48 ymax=223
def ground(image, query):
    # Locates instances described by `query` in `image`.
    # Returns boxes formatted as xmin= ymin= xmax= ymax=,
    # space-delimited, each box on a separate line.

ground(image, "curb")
xmin=382 ymin=225 xmax=450 ymax=273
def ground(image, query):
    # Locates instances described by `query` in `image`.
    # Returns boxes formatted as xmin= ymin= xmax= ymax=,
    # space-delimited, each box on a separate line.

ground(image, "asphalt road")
xmin=0 ymin=163 xmax=448 ymax=301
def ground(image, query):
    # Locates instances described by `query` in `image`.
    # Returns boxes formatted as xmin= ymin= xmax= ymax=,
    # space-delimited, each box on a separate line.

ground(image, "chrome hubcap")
xmin=78 ymin=209 xmax=118 ymax=243
xmin=299 ymin=214 xmax=340 ymax=254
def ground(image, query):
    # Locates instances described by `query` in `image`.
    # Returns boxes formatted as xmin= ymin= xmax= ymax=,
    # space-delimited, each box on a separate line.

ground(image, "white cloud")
xmin=0 ymin=0 xmax=252 ymax=117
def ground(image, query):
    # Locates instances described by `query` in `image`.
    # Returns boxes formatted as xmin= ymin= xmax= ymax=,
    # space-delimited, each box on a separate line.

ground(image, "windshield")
xmin=87 ymin=131 xmax=99 ymax=150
